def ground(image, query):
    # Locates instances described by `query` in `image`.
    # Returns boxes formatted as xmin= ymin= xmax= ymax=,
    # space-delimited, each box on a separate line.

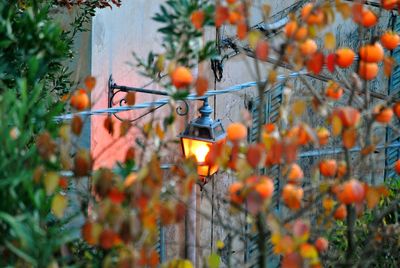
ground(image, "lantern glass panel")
xmin=181 ymin=137 xmax=212 ymax=163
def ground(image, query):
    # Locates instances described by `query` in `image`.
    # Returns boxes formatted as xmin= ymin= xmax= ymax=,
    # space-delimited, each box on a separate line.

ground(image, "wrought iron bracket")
xmin=107 ymin=74 xmax=189 ymax=122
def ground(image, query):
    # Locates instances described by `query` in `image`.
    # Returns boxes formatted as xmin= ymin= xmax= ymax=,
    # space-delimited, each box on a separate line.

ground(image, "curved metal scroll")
xmin=108 ymin=75 xmax=190 ymax=122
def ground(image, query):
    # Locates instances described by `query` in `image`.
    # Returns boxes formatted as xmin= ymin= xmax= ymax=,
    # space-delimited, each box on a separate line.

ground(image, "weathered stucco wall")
xmin=91 ymin=2 xmax=167 ymax=169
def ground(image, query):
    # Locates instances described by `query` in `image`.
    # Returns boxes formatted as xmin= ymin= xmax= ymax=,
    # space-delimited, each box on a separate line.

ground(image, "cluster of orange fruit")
xmin=284 ymin=2 xmax=400 ymax=80
xmin=68 ymin=76 xmax=94 ymax=110
xmin=190 ymin=0 xmax=247 ymax=38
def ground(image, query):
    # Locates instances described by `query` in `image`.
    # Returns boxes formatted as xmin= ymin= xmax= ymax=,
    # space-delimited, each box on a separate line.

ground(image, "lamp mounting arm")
xmin=107 ymin=75 xmax=189 ymax=122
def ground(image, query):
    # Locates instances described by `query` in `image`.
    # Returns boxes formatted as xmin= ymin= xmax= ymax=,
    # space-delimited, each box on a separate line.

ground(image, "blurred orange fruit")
xmin=373 ymin=105 xmax=393 ymax=123
xmin=282 ymin=184 xmax=303 ymax=210
xmin=315 ymin=237 xmax=329 ymax=253
xmin=325 ymin=82 xmax=344 ymax=100
xmin=360 ymin=9 xmax=378 ymax=28
xmin=255 ymin=177 xmax=274 ymax=199
xmin=319 ymin=159 xmax=337 ymax=177
xmin=381 ymin=0 xmax=398 ymax=10
xmin=337 ymin=179 xmax=365 ymax=204
xmin=70 ymin=89 xmax=90 ymax=110
xmin=393 ymin=102 xmax=400 ymax=118
xmin=171 ymin=66 xmax=193 ymax=88
xmin=335 ymin=48 xmax=355 ymax=68
xmin=287 ymin=163 xmax=304 ymax=184
xmin=301 ymin=3 xmax=325 ymax=25
xmin=334 ymin=204 xmax=347 ymax=220
xmin=227 ymin=123 xmax=247 ymax=141
xmin=285 ymin=21 xmax=298 ymax=38
xmin=300 ymin=39 xmax=318 ymax=56
xmin=358 ymin=61 xmax=379 ymax=80
xmin=229 ymin=182 xmax=244 ymax=204
xmin=381 ymin=31 xmax=400 ymax=50
xmin=359 ymin=42 xmax=384 ymax=62
xmin=395 ymin=159 xmax=400 ymax=174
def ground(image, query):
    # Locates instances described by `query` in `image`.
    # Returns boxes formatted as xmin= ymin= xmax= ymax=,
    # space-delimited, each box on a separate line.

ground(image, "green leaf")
xmin=5 ymin=240 xmax=37 ymax=266
xmin=172 ymin=91 xmax=190 ymax=100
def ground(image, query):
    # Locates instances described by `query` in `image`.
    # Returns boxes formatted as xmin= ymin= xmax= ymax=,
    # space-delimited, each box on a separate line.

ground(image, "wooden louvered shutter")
xmin=245 ymin=83 xmax=284 ymax=267
xmin=155 ymin=223 xmax=166 ymax=262
xmin=385 ymin=15 xmax=400 ymax=180
xmin=247 ymin=83 xmax=284 ymax=202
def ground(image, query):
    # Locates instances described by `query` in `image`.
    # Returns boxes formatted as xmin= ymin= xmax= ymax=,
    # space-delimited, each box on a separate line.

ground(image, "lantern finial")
xmin=195 ymin=98 xmax=213 ymax=125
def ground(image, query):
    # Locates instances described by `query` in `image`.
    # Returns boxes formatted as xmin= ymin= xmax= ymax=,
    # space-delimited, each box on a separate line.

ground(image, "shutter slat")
xmin=245 ymin=83 xmax=284 ymax=267
xmin=385 ymin=15 xmax=400 ymax=181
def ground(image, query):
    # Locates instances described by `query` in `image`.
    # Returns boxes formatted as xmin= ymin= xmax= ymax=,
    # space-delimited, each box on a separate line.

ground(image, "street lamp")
xmin=179 ymin=98 xmax=226 ymax=178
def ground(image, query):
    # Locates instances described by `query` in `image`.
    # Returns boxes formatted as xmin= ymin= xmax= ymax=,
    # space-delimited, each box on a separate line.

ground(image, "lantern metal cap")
xmin=179 ymin=97 xmax=226 ymax=142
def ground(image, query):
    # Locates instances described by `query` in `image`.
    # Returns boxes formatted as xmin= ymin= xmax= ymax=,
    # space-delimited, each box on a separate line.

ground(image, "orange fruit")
xmin=287 ymin=125 xmax=310 ymax=146
xmin=287 ymin=163 xmax=304 ymax=183
xmin=301 ymin=3 xmax=325 ymax=25
xmin=295 ymin=26 xmax=309 ymax=41
xmin=317 ymin=127 xmax=330 ymax=146
xmin=336 ymin=179 xmax=365 ymax=204
xmin=333 ymin=106 xmax=361 ymax=128
xmin=319 ymin=159 xmax=337 ymax=177
xmin=359 ymin=42 xmax=384 ymax=62
xmin=325 ymin=82 xmax=344 ymax=100
xmin=334 ymin=204 xmax=347 ymax=220
xmin=70 ymin=89 xmax=90 ymax=110
xmin=393 ymin=102 xmax=400 ymax=118
xmin=227 ymin=122 xmax=247 ymax=141
xmin=381 ymin=31 xmax=400 ymax=50
xmin=315 ymin=237 xmax=329 ymax=253
xmin=395 ymin=159 xmax=400 ymax=174
xmin=171 ymin=67 xmax=193 ymax=88
xmin=381 ymin=0 xmax=398 ymax=10
xmin=229 ymin=11 xmax=242 ymax=25
xmin=322 ymin=197 xmax=335 ymax=213
xmin=229 ymin=182 xmax=244 ymax=204
xmin=360 ymin=9 xmax=378 ymax=28
xmin=335 ymin=48 xmax=355 ymax=68
xmin=373 ymin=105 xmax=393 ymax=123
xmin=337 ymin=161 xmax=347 ymax=178
xmin=300 ymin=39 xmax=318 ymax=56
xmin=254 ymin=177 xmax=274 ymax=199
xmin=358 ymin=61 xmax=379 ymax=80
xmin=282 ymin=184 xmax=303 ymax=210
xmin=285 ymin=21 xmax=298 ymax=38
xmin=191 ymin=10 xmax=205 ymax=29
